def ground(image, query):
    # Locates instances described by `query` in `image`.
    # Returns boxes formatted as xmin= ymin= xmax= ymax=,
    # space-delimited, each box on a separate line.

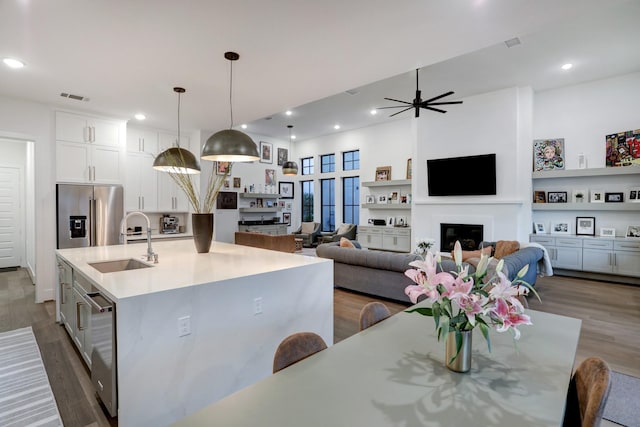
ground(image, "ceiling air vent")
xmin=504 ymin=37 xmax=521 ymax=48
xmin=60 ymin=92 xmax=90 ymax=102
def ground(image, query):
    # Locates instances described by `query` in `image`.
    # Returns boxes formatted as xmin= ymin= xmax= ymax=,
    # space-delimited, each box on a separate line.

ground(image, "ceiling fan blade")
xmin=422 ymin=105 xmax=447 ymax=114
xmin=377 ymin=105 xmax=415 ymax=109
xmin=423 ymin=91 xmax=455 ymax=104
xmin=425 ymin=100 xmax=464 ymax=106
xmin=389 ymin=106 xmax=415 ymax=117
xmin=383 ymin=97 xmax=412 ymax=105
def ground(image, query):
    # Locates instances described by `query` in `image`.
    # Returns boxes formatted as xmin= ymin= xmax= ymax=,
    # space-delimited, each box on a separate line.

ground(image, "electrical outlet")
xmin=253 ymin=297 xmax=263 ymax=315
xmin=178 ymin=315 xmax=191 ymax=337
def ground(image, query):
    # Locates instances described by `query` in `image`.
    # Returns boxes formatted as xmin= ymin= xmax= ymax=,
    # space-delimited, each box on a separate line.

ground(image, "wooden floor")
xmin=1 ymin=268 xmax=638 ymax=427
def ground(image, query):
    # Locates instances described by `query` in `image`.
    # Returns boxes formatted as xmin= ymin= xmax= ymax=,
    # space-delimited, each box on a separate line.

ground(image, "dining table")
xmin=171 ymin=302 xmax=582 ymax=427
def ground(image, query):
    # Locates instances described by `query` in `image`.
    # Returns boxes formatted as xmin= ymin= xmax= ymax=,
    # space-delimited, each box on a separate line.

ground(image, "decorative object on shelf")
xmin=153 ymin=87 xmax=201 ymax=175
xmin=285 ymin=202 xmax=293 ymax=210
xmin=533 ymin=138 xmax=565 ymax=171
xmin=590 ymin=190 xmax=605 ymax=203
xmin=626 ymin=225 xmax=640 ymax=238
xmin=192 ymin=213 xmax=213 ymax=253
xmin=260 ymin=141 xmax=273 ymax=164
xmin=600 ymin=227 xmax=616 ymax=237
xmin=576 ymin=217 xmax=596 ymax=236
xmin=414 ymin=238 xmax=435 ymax=257
xmin=547 ymin=191 xmax=568 ymax=203
xmin=265 ymin=168 xmax=276 ymax=186
xmin=282 ymin=125 xmax=299 ymax=176
xmin=365 ymin=195 xmax=375 ymax=204
xmin=216 ymin=191 xmax=237 ymax=210
xmin=578 ymin=153 xmax=587 ymax=169
xmin=233 ymin=177 xmax=241 ymax=188
xmin=223 ymin=179 xmax=230 ymax=188
xmin=605 ymin=129 xmax=640 ymax=167
xmin=216 ymin=161 xmax=231 ymax=175
xmin=404 ymin=241 xmax=536 ymax=373
xmin=201 ymin=52 xmax=260 ymax=162
xmin=390 ymin=191 xmax=399 ymax=203
xmin=629 ymin=188 xmax=640 ymax=202
xmin=406 ymin=158 xmax=412 ymax=179
xmin=551 ymin=221 xmax=571 ymax=234
xmin=278 ymin=181 xmax=294 ymax=199
xmin=375 ymin=166 xmax=391 ymax=181
xmin=282 ymin=212 xmax=291 ymax=225
xmin=604 ymin=192 xmax=624 ymax=203
xmin=572 ymin=189 xmax=587 ymax=203
xmin=533 ymin=191 xmax=546 ymax=203
xmin=377 ymin=195 xmax=387 ymax=204
xmin=395 ymin=216 xmax=407 ymax=227
xmin=534 ymin=222 xmax=546 ymax=234
xmin=377 ymin=68 xmax=462 ymax=117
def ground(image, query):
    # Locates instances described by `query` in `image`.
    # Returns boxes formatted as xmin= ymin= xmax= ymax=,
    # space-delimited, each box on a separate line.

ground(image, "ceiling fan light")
xmin=153 ymin=146 xmax=201 ymax=174
xmin=282 ymin=161 xmax=299 ymax=176
xmin=201 ymin=129 xmax=260 ymax=162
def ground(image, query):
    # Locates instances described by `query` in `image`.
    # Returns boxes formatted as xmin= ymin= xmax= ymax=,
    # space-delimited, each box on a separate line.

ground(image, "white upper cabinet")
xmin=56 ymin=111 xmax=121 ymax=147
xmin=126 ymin=126 xmax=159 ymax=155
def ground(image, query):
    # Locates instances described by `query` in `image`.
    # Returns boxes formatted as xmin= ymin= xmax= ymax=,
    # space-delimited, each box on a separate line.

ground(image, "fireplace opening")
xmin=440 ymin=223 xmax=483 ymax=252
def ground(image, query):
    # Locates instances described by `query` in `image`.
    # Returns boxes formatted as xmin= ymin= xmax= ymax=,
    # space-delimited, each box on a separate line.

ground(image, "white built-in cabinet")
xmin=126 ymin=126 xmax=159 ymax=155
xmin=56 ymin=111 xmax=125 ymax=184
xmin=358 ymin=225 xmax=411 ymax=252
xmin=125 ymin=153 xmax=158 ymax=211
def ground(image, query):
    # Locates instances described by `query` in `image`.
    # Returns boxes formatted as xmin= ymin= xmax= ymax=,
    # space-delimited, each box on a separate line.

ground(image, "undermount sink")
xmin=89 ymin=258 xmax=153 ymax=273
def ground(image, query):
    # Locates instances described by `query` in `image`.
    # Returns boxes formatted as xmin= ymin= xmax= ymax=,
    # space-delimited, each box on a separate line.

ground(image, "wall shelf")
xmin=532 ymin=166 xmax=640 ymax=179
xmin=239 ymin=193 xmax=281 ymax=199
xmin=238 ymin=207 xmax=280 ymax=213
xmin=362 ymin=179 xmax=411 ymax=187
xmin=361 ymin=203 xmax=411 ymax=210
xmin=533 ymin=202 xmax=640 ymax=211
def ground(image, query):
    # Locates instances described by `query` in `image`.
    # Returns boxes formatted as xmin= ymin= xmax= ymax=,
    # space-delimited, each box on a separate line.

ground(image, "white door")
xmin=0 ymin=167 xmax=22 ymax=268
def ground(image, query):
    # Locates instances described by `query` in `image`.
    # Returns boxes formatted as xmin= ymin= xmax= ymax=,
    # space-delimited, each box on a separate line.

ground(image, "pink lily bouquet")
xmin=404 ymin=240 xmax=538 ymax=358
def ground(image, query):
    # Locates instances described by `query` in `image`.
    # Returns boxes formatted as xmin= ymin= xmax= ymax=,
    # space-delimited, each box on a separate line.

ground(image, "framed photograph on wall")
xmin=629 ymin=188 xmax=640 ymax=202
xmin=604 ymin=192 xmax=624 ymax=203
xmin=375 ymin=166 xmax=391 ymax=181
xmin=534 ymin=222 xmax=546 ymax=234
xmin=277 ymin=147 xmax=288 ymax=166
xmin=590 ymin=190 xmax=605 ymax=203
xmin=216 ymin=161 xmax=231 ymax=175
xmin=550 ymin=221 xmax=570 ymax=234
xmin=377 ymin=194 xmax=387 ymax=204
xmin=233 ymin=177 xmax=241 ymax=188
xmin=406 ymin=158 xmax=412 ymax=180
xmin=547 ymin=191 xmax=568 ymax=203
xmin=216 ymin=191 xmax=237 ymax=210
xmin=627 ymin=225 xmax=640 ymax=238
xmin=576 ymin=216 xmax=596 ymax=236
xmin=278 ymin=181 xmax=294 ymax=199
xmin=282 ymin=212 xmax=291 ymax=225
xmin=600 ymin=227 xmax=616 ymax=237
xmin=533 ymin=191 xmax=546 ymax=203
xmin=260 ymin=141 xmax=273 ymax=163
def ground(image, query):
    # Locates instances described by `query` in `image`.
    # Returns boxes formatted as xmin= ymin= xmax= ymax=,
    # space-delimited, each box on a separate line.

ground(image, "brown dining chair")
xmin=359 ymin=302 xmax=391 ymax=331
xmin=272 ymin=332 xmax=328 ymax=373
xmin=563 ymin=356 xmax=612 ymax=427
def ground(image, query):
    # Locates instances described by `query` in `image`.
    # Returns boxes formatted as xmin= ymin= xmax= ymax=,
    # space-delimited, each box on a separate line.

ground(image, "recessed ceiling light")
xmin=370 ymin=109 xmax=378 ymax=115
xmin=241 ymin=124 xmax=247 ymax=129
xmin=285 ymin=110 xmax=292 ymax=116
xmin=334 ymin=124 xmax=340 ymax=130
xmin=134 ymin=113 xmax=146 ymax=121
xmin=561 ymin=63 xmax=573 ymax=70
xmin=291 ymin=135 xmax=296 ymax=140
xmin=3 ymin=58 xmax=25 ymax=69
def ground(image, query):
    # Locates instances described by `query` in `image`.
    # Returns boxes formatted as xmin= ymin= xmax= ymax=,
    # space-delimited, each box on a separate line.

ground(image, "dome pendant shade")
xmin=153 ymin=147 xmax=201 ymax=174
xmin=282 ymin=160 xmax=298 ymax=176
xmin=201 ymin=129 xmax=260 ymax=162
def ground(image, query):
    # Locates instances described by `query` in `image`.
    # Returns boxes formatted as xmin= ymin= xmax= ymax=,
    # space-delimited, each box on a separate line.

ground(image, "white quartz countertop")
xmin=56 ymin=240 xmax=330 ymax=302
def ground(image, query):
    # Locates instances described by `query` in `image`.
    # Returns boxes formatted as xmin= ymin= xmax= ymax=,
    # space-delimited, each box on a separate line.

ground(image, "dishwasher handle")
xmin=85 ymin=292 xmax=113 ymax=313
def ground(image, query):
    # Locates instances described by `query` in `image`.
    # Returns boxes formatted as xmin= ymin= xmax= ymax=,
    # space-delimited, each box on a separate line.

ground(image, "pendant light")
xmin=153 ymin=87 xmax=201 ymax=174
xmin=282 ymin=125 xmax=298 ymax=176
xmin=201 ymin=51 xmax=260 ymax=162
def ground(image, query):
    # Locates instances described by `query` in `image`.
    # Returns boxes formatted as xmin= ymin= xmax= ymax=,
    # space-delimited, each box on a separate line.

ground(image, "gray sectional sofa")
xmin=316 ymin=241 xmax=544 ymax=304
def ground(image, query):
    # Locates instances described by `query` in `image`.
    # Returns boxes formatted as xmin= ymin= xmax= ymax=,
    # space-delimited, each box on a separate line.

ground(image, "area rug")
xmin=603 ymin=371 xmax=640 ymax=427
xmin=0 ymin=327 xmax=63 ymax=427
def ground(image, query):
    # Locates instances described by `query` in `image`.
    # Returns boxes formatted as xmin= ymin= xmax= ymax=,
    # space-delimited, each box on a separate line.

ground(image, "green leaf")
xmin=479 ymin=323 xmax=491 ymax=353
xmin=405 ymin=307 xmax=433 ymax=316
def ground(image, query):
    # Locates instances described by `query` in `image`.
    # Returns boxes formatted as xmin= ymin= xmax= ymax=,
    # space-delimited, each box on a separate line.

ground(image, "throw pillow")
xmin=494 ymin=240 xmax=520 ymax=259
xmin=339 ymin=237 xmax=355 ymax=248
xmin=336 ymin=223 xmax=351 ymax=235
xmin=458 ymin=246 xmax=492 ymax=262
xmin=301 ymin=222 xmax=315 ymax=234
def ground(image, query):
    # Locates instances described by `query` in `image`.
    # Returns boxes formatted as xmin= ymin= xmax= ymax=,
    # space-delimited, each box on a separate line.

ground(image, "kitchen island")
xmin=56 ymin=239 xmax=333 ymax=427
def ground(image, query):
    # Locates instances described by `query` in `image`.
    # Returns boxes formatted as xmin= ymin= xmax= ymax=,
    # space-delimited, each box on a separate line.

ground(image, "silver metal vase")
xmin=445 ymin=330 xmax=472 ymax=373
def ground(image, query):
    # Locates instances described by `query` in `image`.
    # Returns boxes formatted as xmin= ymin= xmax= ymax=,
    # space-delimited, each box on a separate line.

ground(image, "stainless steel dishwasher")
xmin=86 ymin=291 xmax=118 ymax=418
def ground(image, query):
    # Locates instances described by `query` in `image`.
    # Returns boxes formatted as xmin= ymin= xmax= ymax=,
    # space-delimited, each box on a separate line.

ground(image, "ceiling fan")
xmin=378 ymin=68 xmax=462 ymax=117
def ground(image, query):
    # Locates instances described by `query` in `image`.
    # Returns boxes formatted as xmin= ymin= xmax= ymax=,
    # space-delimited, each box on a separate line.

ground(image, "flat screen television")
xmin=427 ymin=153 xmax=496 ymax=196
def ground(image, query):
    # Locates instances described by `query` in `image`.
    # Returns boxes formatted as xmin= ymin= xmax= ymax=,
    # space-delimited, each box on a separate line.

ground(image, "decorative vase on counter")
xmin=192 ymin=213 xmax=214 ymax=253
xmin=445 ymin=330 xmax=472 ymax=373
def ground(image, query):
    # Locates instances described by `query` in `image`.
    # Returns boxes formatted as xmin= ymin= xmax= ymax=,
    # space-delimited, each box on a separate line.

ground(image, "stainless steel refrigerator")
xmin=56 ymin=184 xmax=124 ymax=249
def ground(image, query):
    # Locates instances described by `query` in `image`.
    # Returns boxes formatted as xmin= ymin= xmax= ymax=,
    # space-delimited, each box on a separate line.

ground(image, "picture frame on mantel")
xmin=576 ymin=216 xmax=596 ymax=236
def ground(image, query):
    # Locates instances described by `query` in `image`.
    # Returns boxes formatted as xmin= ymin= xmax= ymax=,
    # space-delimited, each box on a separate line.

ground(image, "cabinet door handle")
xmin=84 ymin=126 xmax=90 ymax=142
xmin=613 ymin=253 xmax=617 ymax=267
xmin=76 ymin=301 xmax=85 ymax=331
xmin=92 ymin=166 xmax=96 ymax=181
xmin=141 ymin=137 xmax=144 ymax=152
xmin=90 ymin=126 xmax=96 ymax=142
xmin=141 ymin=196 xmax=144 ymax=210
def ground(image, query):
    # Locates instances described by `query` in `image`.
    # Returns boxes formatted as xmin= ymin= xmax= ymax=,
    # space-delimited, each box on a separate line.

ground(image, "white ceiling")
xmin=1 ymin=0 xmax=639 ymax=143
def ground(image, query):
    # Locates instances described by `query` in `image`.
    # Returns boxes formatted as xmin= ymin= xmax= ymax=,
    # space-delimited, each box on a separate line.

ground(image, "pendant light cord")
xmin=229 ymin=59 xmax=234 ymax=129
xmin=177 ymin=91 xmax=181 ymax=145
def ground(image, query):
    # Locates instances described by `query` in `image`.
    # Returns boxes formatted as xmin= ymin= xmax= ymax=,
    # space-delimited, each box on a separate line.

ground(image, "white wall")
xmin=533 ymin=71 xmax=640 ymax=235
xmin=0 ymin=96 xmax=55 ymax=302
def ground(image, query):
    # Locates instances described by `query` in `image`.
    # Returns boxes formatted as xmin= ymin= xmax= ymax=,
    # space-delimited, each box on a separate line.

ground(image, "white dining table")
xmin=172 ymin=302 xmax=581 ymax=427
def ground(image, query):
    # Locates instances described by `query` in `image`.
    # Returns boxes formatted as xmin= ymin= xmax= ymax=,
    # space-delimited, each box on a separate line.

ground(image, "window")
xmin=320 ymin=179 xmax=335 ymax=232
xmin=343 ymin=176 xmax=359 ymax=225
xmin=321 ymin=154 xmax=335 ymax=173
xmin=301 ymin=157 xmax=314 ymax=175
xmin=301 ymin=181 xmax=314 ymax=222
xmin=343 ymin=150 xmax=360 ymax=171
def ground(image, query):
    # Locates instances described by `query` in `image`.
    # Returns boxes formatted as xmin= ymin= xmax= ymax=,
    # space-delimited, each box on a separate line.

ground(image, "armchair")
xmin=291 ymin=222 xmax=321 ymax=247
xmin=318 ymin=223 xmax=357 ymax=244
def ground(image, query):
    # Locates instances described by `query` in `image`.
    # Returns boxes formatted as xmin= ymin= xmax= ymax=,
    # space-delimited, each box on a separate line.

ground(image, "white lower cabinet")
xmin=72 ymin=273 xmax=93 ymax=368
xmin=57 ymin=258 xmax=74 ymax=336
xmin=358 ymin=226 xmax=410 ymax=252
xmin=530 ymin=235 xmax=583 ymax=270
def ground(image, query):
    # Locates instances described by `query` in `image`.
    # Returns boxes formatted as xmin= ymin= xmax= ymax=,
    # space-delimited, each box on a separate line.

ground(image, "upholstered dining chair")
xmin=563 ymin=356 xmax=612 ymax=427
xmin=359 ymin=302 xmax=392 ymax=331
xmin=272 ymin=332 xmax=328 ymax=373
